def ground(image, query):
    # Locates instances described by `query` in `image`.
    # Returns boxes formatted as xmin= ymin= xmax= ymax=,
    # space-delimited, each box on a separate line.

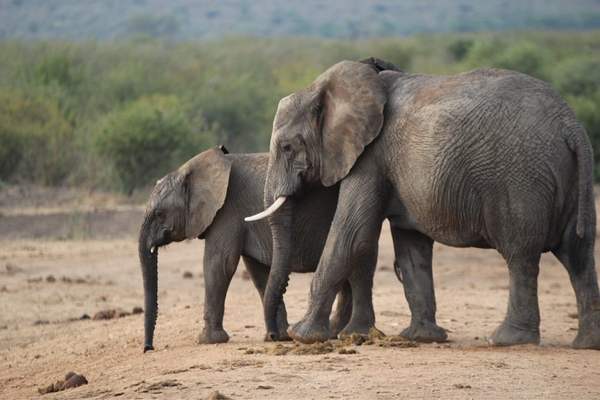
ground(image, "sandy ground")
xmin=1 ymin=189 xmax=600 ymax=399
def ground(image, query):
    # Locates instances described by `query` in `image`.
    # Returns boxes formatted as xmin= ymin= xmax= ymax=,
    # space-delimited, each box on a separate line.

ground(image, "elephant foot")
xmin=489 ymin=321 xmax=539 ymax=346
xmin=329 ymin=319 xmax=343 ymax=339
xmin=329 ymin=316 xmax=351 ymax=338
xmin=400 ymin=320 xmax=448 ymax=343
xmin=572 ymin=311 xmax=600 ymax=350
xmin=198 ymin=328 xmax=229 ymax=344
xmin=288 ymin=316 xmax=330 ymax=344
xmin=264 ymin=328 xmax=292 ymax=342
xmin=337 ymin=321 xmax=377 ymax=339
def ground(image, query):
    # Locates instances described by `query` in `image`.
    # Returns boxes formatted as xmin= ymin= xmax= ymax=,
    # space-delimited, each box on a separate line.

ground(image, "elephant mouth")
xmin=150 ymin=229 xmax=171 ymax=252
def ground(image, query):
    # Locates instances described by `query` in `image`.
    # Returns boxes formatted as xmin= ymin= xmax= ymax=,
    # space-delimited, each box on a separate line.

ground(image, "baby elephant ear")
xmin=180 ymin=148 xmax=232 ymax=238
xmin=317 ymin=61 xmax=387 ymax=186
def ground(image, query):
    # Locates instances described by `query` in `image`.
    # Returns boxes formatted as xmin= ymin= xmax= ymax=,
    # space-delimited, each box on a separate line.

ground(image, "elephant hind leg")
xmin=489 ymin=253 xmax=541 ymax=346
xmin=552 ymin=219 xmax=600 ymax=349
xmin=391 ymin=228 xmax=447 ymax=343
xmin=242 ymin=256 xmax=291 ymax=342
xmin=329 ymin=281 xmax=352 ymax=337
xmin=484 ymin=193 xmax=549 ymax=346
xmin=338 ymin=245 xmax=379 ymax=339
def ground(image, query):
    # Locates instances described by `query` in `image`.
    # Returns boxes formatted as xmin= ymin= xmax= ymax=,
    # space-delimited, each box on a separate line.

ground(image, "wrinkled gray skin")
xmin=139 ymin=149 xmax=356 ymax=352
xmin=263 ymin=59 xmax=600 ymax=349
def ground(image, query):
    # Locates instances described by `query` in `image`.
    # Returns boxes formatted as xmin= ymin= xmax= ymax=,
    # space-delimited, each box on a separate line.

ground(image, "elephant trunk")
xmin=139 ymin=217 xmax=158 ymax=352
xmin=263 ymin=197 xmax=294 ymax=340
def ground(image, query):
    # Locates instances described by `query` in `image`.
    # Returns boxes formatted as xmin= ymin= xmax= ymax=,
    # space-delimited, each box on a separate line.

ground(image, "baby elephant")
xmin=139 ymin=147 xmax=357 ymax=352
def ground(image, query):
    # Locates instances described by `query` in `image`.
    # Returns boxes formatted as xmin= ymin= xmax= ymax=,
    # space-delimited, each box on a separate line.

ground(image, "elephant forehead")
xmin=148 ymin=174 xmax=181 ymax=208
xmin=274 ymin=94 xmax=302 ymax=128
xmin=277 ymin=93 xmax=295 ymax=110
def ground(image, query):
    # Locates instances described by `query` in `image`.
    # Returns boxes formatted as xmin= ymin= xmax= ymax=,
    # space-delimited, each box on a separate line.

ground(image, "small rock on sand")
xmin=207 ymin=390 xmax=232 ymax=399
xmin=38 ymin=372 xmax=88 ymax=395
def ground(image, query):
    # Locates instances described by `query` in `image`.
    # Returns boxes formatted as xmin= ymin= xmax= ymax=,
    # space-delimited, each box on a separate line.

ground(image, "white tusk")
xmin=244 ymin=196 xmax=287 ymax=222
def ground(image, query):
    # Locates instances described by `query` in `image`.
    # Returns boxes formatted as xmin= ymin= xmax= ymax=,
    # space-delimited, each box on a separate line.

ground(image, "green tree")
xmin=494 ymin=41 xmax=550 ymax=80
xmin=553 ymin=56 xmax=600 ymax=97
xmin=94 ymin=95 xmax=215 ymax=193
xmin=0 ymin=88 xmax=75 ymax=184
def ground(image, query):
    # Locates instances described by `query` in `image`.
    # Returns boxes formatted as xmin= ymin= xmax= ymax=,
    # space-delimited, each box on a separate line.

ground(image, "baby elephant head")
xmin=138 ymin=147 xmax=232 ymax=352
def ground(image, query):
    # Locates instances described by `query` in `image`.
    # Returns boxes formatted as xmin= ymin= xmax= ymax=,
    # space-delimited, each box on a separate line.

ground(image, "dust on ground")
xmin=1 ymin=186 xmax=599 ymax=399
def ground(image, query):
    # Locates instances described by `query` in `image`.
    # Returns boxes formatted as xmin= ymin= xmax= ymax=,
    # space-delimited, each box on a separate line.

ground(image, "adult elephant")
xmin=247 ymin=59 xmax=600 ymax=349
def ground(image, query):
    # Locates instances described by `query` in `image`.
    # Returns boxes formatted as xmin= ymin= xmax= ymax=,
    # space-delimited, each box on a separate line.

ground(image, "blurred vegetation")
xmin=1 ymin=0 xmax=599 ymax=39
xmin=0 ymin=30 xmax=599 ymax=191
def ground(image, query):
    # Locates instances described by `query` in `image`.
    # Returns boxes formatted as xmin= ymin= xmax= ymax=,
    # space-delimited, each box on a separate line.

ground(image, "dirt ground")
xmin=1 ymin=187 xmax=600 ymax=399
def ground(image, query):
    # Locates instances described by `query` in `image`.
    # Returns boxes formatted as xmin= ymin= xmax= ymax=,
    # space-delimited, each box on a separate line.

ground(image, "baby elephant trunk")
xmin=139 ymin=219 xmax=158 ymax=352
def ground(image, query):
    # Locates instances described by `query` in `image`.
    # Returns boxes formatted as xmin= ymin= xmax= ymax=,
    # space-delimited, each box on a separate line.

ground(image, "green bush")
xmin=0 ymin=32 xmax=598 ymax=186
xmin=494 ymin=41 xmax=550 ymax=80
xmin=553 ymin=56 xmax=600 ymax=97
xmin=465 ymin=40 xmax=550 ymax=79
xmin=93 ymin=95 xmax=215 ymax=193
xmin=0 ymin=88 xmax=75 ymax=184
xmin=447 ymin=38 xmax=474 ymax=61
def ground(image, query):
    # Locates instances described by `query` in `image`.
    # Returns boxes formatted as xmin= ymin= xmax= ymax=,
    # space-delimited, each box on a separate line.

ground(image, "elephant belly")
xmin=389 ymin=186 xmax=492 ymax=249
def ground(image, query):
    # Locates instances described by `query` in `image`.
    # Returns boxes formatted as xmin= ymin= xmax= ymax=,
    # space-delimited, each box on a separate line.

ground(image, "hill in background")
xmin=1 ymin=0 xmax=600 ymax=40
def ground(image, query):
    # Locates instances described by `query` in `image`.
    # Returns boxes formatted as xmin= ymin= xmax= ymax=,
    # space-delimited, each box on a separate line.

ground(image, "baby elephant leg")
xmin=198 ymin=248 xmax=240 ymax=344
xmin=392 ymin=228 xmax=447 ymax=343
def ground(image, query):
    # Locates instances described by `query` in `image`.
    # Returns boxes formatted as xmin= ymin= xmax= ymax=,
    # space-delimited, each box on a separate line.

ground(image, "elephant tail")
xmin=567 ymin=123 xmax=595 ymax=239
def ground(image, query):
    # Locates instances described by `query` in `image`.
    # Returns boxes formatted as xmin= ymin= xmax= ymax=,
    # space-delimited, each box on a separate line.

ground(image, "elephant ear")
xmin=180 ymin=148 xmax=232 ymax=238
xmin=316 ymin=61 xmax=387 ymax=186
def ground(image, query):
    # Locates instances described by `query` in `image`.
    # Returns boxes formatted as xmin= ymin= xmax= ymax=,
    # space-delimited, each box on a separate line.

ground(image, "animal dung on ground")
xmin=137 ymin=379 xmax=182 ymax=393
xmin=339 ymin=328 xmax=418 ymax=348
xmin=37 ymin=372 xmax=88 ymax=395
xmin=245 ymin=340 xmax=358 ymax=356
xmin=242 ymin=329 xmax=416 ymax=356
xmin=92 ymin=308 xmax=130 ymax=320
xmin=92 ymin=307 xmax=143 ymax=320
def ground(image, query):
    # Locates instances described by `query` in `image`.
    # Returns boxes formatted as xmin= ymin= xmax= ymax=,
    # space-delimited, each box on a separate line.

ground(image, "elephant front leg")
xmin=198 ymin=248 xmax=240 ymax=344
xmin=288 ymin=175 xmax=385 ymax=344
xmin=391 ymin=228 xmax=447 ymax=343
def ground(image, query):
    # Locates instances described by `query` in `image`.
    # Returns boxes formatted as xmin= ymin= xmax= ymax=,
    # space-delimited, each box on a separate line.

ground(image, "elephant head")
xmin=139 ymin=147 xmax=231 ymax=352
xmin=246 ymin=60 xmax=389 ymax=340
